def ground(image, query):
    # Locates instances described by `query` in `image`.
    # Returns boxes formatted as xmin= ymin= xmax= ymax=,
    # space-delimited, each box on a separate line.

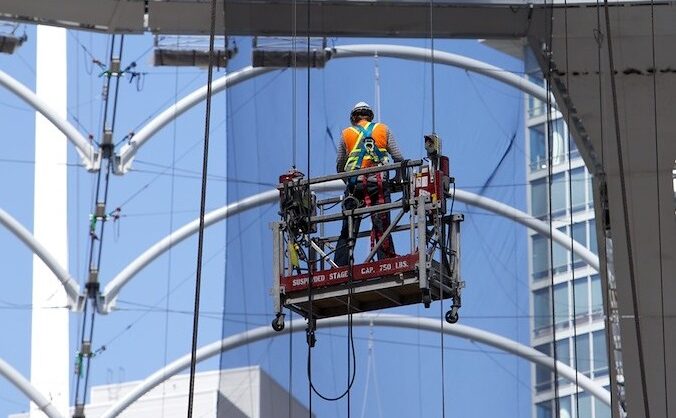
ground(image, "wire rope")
xmin=563 ymin=0 xmax=587 ymax=416
xmin=186 ymin=0 xmax=218 ymax=415
xmin=561 ymin=3 xmax=583 ymax=417
xmin=602 ymin=2 xmax=651 ymax=416
xmin=649 ymin=1 xmax=668 ymax=416
xmin=158 ymin=35 xmax=182 ymax=418
xmin=542 ymin=1 xmax=562 ymax=416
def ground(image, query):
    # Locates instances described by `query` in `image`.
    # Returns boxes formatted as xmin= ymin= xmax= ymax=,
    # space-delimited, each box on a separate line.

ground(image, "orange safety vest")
xmin=341 ymin=120 xmax=389 ymax=171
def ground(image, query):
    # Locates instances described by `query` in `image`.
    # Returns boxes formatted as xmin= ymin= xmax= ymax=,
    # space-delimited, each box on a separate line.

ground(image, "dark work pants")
xmin=334 ymin=177 xmax=396 ymax=267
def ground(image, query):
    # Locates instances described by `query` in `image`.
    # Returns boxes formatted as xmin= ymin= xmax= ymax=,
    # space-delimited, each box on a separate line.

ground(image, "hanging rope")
xmin=186 ymin=0 xmax=218 ymax=415
xmin=562 ymin=3 xmax=582 ymax=418
xmin=649 ymin=1 xmax=669 ymax=416
xmin=542 ymin=1 xmax=562 ymax=416
xmin=602 ymin=1 xmax=651 ymax=416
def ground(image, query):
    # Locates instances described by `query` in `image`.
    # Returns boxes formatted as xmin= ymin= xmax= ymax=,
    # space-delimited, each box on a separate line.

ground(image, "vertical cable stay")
xmin=562 ymin=4 xmax=582 ymax=417
xmin=374 ymin=52 xmax=381 ymax=123
xmin=186 ymin=0 xmax=218 ymax=415
xmin=160 ymin=33 xmax=182 ymax=418
xmin=427 ymin=1 xmax=446 ymax=417
xmin=543 ymin=2 xmax=562 ymax=417
xmin=602 ymin=1 xmax=651 ymax=416
xmin=649 ymin=1 xmax=669 ymax=416
xmin=291 ymin=0 xmax=298 ymax=169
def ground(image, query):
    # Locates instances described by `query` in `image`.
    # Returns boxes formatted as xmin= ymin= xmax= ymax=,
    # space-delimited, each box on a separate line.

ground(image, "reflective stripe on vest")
xmin=344 ymin=122 xmax=388 ymax=171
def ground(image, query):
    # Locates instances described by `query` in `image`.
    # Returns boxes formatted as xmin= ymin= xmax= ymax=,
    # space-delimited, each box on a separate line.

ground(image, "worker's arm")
xmin=386 ymin=129 xmax=404 ymax=162
xmin=336 ymin=139 xmax=347 ymax=173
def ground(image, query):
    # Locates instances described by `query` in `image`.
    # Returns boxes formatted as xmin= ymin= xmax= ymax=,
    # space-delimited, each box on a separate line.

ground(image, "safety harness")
xmin=343 ymin=122 xmax=388 ymax=172
xmin=343 ymin=122 xmax=395 ymax=258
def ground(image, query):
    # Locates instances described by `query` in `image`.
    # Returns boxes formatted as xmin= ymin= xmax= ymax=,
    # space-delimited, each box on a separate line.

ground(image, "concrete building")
xmin=10 ymin=367 xmax=312 ymax=418
xmin=523 ymin=49 xmax=610 ymax=418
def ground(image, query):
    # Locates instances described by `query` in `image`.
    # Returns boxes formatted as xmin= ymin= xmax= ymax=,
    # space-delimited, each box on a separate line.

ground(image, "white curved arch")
xmin=0 ymin=70 xmax=96 ymax=170
xmin=328 ymin=44 xmax=553 ymax=105
xmin=100 ymin=314 xmax=610 ymax=418
xmin=115 ymin=44 xmax=551 ymax=173
xmin=0 ymin=357 xmax=65 ymax=418
xmin=0 ymin=208 xmax=81 ymax=308
xmin=101 ymin=182 xmax=598 ymax=312
xmin=115 ymin=66 xmax=276 ymax=173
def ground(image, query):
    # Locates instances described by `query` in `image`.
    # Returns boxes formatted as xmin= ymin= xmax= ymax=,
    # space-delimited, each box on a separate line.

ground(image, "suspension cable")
xmin=186 ymin=0 xmax=218 ymax=415
xmin=427 ymin=0 xmax=446 ymax=416
xmin=562 ymin=3 xmax=582 ymax=417
xmin=543 ymin=1 xmax=562 ymax=416
xmin=72 ymin=34 xmax=126 ymax=417
xmin=602 ymin=1 xmax=651 ymax=416
xmin=649 ymin=1 xmax=669 ymax=416
xmin=291 ymin=0 xmax=298 ymax=168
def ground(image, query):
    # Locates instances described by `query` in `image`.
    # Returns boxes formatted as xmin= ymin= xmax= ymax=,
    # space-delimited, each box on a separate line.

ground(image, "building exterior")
xmin=524 ymin=49 xmax=610 ymax=418
xmin=10 ymin=367 xmax=312 ymax=418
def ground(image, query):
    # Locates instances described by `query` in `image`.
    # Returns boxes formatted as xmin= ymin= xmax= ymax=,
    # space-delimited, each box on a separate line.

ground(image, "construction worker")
xmin=334 ymin=101 xmax=405 ymax=267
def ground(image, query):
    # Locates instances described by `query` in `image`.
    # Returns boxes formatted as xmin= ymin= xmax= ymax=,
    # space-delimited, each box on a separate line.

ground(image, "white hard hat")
xmin=350 ymin=101 xmax=374 ymax=122
xmin=352 ymin=101 xmax=372 ymax=112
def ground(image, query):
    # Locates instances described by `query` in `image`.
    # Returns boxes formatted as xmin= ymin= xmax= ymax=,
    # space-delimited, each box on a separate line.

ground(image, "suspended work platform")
xmin=270 ymin=156 xmax=464 ymax=331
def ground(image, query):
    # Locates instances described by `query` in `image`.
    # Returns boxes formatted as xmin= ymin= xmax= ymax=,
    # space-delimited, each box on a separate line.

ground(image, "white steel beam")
xmin=30 ymin=25 xmax=70 ymax=417
xmin=99 ymin=314 xmax=611 ymax=418
xmin=101 ymin=182 xmax=599 ymax=312
xmin=116 ymin=44 xmax=550 ymax=173
xmin=0 ymin=208 xmax=81 ymax=308
xmin=0 ymin=69 xmax=96 ymax=171
xmin=0 ymin=357 xmax=65 ymax=418
xmin=115 ymin=66 xmax=276 ymax=173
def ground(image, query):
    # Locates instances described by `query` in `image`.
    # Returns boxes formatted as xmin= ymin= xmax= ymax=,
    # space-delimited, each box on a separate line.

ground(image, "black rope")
xmin=602 ymin=2 xmax=651 ymax=417
xmin=649 ymin=1 xmax=668 ymax=416
xmin=186 ymin=0 xmax=218 ymax=415
xmin=429 ymin=0 xmax=436 ymax=134
xmin=543 ymin=1 xmax=561 ymax=416
xmin=288 ymin=309 xmax=294 ymax=418
xmin=562 ymin=3 xmax=582 ymax=416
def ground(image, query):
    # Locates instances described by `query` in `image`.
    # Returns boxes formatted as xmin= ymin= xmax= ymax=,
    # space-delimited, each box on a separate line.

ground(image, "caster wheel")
xmin=271 ymin=315 xmax=285 ymax=332
xmin=422 ymin=291 xmax=432 ymax=308
xmin=445 ymin=310 xmax=459 ymax=324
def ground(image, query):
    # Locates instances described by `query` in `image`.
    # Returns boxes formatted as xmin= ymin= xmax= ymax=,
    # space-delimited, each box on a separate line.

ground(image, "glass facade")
xmin=525 ymin=48 xmax=609 ymax=418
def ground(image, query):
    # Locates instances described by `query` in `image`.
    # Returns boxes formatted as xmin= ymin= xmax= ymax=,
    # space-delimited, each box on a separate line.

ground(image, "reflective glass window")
xmin=552 ymin=119 xmax=566 ymax=166
xmin=589 ymin=219 xmax=598 ymax=255
xmin=532 ymin=235 xmax=549 ymax=279
xmin=595 ymin=396 xmax=612 ymax=418
xmin=535 ymin=344 xmax=552 ymax=392
xmin=534 ymin=288 xmax=552 ymax=330
xmin=578 ymin=392 xmax=592 ymax=418
xmin=571 ymin=167 xmax=586 ymax=211
xmin=576 ymin=333 xmax=591 ymax=375
xmin=559 ymin=396 xmax=573 ymax=418
xmin=574 ymin=277 xmax=589 ymax=320
xmin=591 ymin=275 xmax=603 ymax=314
xmin=530 ymin=124 xmax=547 ymax=171
xmin=554 ymin=282 xmax=569 ymax=327
xmin=593 ymin=330 xmax=609 ymax=377
xmin=572 ymin=222 xmax=587 ymax=267
xmin=537 ymin=400 xmax=553 ymax=418
xmin=552 ymin=173 xmax=567 ymax=215
xmin=531 ymin=178 xmax=548 ymax=218
xmin=554 ymin=227 xmax=568 ymax=273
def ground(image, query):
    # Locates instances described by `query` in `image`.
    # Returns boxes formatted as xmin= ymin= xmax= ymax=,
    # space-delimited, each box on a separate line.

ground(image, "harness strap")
xmin=344 ymin=122 xmax=388 ymax=172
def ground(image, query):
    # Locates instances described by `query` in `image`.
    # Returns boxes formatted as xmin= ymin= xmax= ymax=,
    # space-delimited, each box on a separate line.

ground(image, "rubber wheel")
xmin=445 ymin=310 xmax=459 ymax=324
xmin=271 ymin=317 xmax=285 ymax=332
xmin=422 ymin=292 xmax=432 ymax=309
